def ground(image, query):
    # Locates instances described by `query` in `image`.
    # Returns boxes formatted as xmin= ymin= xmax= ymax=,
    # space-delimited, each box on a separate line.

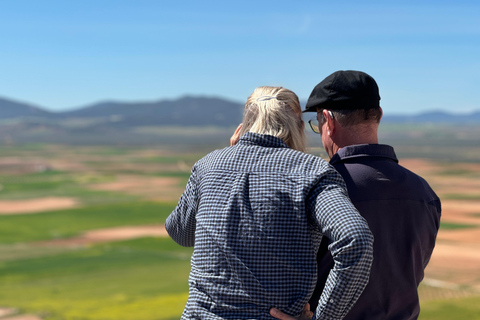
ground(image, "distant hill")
xmin=382 ymin=111 xmax=480 ymax=124
xmin=0 ymin=97 xmax=52 ymax=119
xmin=0 ymin=95 xmax=479 ymax=125
xmin=1 ymin=95 xmax=478 ymax=147
xmin=58 ymin=96 xmax=244 ymax=127
xmin=0 ymin=96 xmax=244 ymax=127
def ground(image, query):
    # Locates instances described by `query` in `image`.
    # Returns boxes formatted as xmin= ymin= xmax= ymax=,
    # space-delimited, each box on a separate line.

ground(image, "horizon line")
xmin=1 ymin=94 xmax=478 ymax=117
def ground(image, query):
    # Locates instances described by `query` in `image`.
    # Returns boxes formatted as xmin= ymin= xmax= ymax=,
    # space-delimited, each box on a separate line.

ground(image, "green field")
xmin=1 ymin=137 xmax=479 ymax=320
xmin=0 ymin=145 xmax=196 ymax=319
xmin=0 ymin=202 xmax=173 ymax=243
xmin=0 ymin=238 xmax=192 ymax=320
xmin=420 ymin=296 xmax=480 ymax=319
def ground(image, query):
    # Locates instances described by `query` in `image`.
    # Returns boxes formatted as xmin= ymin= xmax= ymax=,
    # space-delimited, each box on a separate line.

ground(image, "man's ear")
xmin=323 ymin=110 xmax=335 ymax=136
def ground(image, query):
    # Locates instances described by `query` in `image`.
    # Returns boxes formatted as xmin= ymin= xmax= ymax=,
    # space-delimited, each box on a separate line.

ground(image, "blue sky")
xmin=0 ymin=0 xmax=478 ymax=114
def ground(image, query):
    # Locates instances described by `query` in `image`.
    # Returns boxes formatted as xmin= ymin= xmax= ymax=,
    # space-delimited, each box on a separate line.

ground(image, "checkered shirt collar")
xmin=237 ymin=132 xmax=290 ymax=149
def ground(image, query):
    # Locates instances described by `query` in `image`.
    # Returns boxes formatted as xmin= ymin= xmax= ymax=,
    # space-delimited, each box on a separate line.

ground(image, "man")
xmin=270 ymin=70 xmax=441 ymax=320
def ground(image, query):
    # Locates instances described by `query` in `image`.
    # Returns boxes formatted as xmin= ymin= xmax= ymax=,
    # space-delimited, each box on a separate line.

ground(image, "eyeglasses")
xmin=308 ymin=110 xmax=334 ymax=134
xmin=308 ymin=118 xmax=321 ymax=134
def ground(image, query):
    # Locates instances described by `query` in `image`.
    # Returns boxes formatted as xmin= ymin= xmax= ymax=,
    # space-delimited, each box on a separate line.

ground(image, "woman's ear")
xmin=230 ymin=123 xmax=243 ymax=146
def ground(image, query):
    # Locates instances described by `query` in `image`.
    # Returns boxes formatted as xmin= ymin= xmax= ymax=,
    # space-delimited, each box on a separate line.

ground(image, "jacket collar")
xmin=330 ymin=144 xmax=398 ymax=165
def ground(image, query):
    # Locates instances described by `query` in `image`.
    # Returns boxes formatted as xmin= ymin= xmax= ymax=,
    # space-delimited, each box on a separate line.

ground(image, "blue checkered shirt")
xmin=166 ymin=133 xmax=373 ymax=320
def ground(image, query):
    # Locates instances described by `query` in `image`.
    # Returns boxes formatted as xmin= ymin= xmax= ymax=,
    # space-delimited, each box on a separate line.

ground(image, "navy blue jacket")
xmin=309 ymin=144 xmax=441 ymax=320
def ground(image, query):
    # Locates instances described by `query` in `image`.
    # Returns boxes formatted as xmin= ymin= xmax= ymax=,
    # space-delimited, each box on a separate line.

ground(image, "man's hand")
xmin=230 ymin=123 xmax=243 ymax=146
xmin=270 ymin=303 xmax=313 ymax=320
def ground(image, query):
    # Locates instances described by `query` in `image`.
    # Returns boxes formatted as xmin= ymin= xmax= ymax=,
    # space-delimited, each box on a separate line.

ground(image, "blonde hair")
xmin=239 ymin=86 xmax=306 ymax=152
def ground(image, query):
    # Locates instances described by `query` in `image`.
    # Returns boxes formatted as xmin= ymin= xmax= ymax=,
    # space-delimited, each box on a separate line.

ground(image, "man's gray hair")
xmin=330 ymin=108 xmax=382 ymax=127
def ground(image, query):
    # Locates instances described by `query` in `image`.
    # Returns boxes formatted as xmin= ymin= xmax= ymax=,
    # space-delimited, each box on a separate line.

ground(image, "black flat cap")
xmin=304 ymin=70 xmax=381 ymax=112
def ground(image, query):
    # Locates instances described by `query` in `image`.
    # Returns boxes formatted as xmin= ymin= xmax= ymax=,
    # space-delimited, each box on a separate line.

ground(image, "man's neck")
xmin=335 ymin=124 xmax=379 ymax=151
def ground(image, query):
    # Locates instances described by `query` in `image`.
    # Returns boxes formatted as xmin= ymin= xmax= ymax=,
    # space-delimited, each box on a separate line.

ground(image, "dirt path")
xmin=0 ymin=308 xmax=42 ymax=320
xmin=0 ymin=197 xmax=79 ymax=215
xmin=424 ymin=198 xmax=480 ymax=290
xmin=89 ymin=175 xmax=183 ymax=202
xmin=426 ymin=243 xmax=480 ymax=290
xmin=0 ymin=308 xmax=16 ymax=318
xmin=37 ymin=224 xmax=169 ymax=247
xmin=1 ymin=315 xmax=42 ymax=320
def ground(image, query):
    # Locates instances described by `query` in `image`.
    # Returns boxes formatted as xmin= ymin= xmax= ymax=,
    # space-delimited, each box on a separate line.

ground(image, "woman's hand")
xmin=270 ymin=303 xmax=313 ymax=320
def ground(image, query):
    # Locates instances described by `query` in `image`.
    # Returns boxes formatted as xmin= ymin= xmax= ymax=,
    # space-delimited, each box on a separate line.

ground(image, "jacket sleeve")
xmin=308 ymin=168 xmax=374 ymax=320
xmin=165 ymin=166 xmax=199 ymax=247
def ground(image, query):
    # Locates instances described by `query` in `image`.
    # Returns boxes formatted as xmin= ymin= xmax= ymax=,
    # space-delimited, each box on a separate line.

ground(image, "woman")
xmin=166 ymin=86 xmax=373 ymax=320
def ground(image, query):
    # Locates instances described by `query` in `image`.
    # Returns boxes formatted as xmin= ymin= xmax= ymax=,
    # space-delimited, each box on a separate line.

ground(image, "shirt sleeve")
xmin=308 ymin=168 xmax=374 ymax=320
xmin=165 ymin=166 xmax=199 ymax=247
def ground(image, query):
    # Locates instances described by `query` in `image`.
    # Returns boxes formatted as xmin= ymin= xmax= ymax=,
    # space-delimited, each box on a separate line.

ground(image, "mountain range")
xmin=1 ymin=95 xmax=479 ymax=125
xmin=0 ymin=96 xmax=244 ymax=127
